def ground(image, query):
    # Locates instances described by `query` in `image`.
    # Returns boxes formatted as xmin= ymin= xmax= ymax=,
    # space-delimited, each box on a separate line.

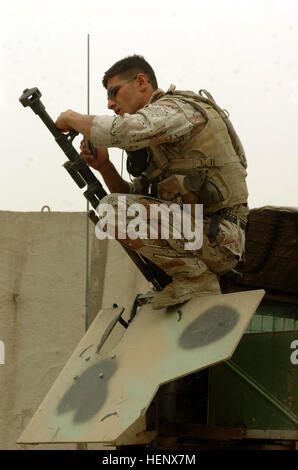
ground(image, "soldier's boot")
xmin=150 ymin=269 xmax=221 ymax=310
xmin=141 ymin=252 xmax=222 ymax=310
xmin=138 ymin=250 xmax=222 ymax=310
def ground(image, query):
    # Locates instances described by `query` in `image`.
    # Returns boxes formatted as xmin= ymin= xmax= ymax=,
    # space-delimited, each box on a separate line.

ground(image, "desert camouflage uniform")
xmin=90 ymin=86 xmax=247 ymax=306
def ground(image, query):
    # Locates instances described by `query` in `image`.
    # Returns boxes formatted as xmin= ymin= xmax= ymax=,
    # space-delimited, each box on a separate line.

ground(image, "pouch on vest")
xmin=183 ymin=169 xmax=224 ymax=207
xmin=157 ymin=174 xmax=199 ymax=205
xmin=157 ymin=172 xmax=225 ymax=207
xmin=157 ymin=169 xmax=223 ymax=208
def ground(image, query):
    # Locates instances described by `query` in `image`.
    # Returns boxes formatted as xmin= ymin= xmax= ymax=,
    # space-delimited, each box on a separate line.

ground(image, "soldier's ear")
xmin=136 ymin=73 xmax=148 ymax=90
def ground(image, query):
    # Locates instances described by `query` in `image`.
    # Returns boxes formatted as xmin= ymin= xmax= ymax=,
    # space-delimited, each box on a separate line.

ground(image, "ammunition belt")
xmin=221 ymin=209 xmax=247 ymax=231
xmin=207 ymin=208 xmax=247 ymax=239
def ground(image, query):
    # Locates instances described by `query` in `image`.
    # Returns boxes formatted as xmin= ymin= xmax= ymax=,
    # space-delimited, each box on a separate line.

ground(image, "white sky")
xmin=1 ymin=0 xmax=297 ymax=212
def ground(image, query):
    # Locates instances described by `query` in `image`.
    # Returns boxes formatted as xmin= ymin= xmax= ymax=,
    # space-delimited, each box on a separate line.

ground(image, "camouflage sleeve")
xmin=90 ymin=98 xmax=206 ymax=150
xmin=90 ymin=115 xmax=115 ymax=148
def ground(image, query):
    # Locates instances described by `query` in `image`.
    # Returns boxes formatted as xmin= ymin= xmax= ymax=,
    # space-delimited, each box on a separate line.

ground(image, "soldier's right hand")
xmin=80 ymin=139 xmax=110 ymax=172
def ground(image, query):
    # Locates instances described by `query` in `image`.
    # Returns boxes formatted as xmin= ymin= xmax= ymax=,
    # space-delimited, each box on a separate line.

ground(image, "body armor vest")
xmin=130 ymin=87 xmax=249 ymax=216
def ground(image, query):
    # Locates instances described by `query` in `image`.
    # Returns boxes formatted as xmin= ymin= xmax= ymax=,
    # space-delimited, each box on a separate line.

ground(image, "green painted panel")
xmin=208 ymin=330 xmax=298 ymax=430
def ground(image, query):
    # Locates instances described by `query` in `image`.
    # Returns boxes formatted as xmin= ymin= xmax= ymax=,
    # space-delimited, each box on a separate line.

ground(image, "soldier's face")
xmin=106 ymin=74 xmax=150 ymax=116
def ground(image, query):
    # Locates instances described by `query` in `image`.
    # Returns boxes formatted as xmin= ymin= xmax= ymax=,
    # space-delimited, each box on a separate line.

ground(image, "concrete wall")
xmin=0 ymin=211 xmax=92 ymax=449
xmin=0 ymin=211 xmax=149 ymax=449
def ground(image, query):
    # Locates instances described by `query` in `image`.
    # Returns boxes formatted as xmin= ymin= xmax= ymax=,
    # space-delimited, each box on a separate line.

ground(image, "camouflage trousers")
xmin=98 ymin=193 xmax=246 ymax=288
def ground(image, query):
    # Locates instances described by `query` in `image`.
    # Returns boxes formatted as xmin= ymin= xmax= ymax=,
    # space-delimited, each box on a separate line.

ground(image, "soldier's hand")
xmin=80 ymin=139 xmax=110 ymax=171
xmin=56 ymin=110 xmax=74 ymax=132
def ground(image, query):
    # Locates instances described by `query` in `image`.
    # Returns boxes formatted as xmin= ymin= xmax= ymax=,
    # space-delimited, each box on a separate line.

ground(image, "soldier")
xmin=55 ymin=54 xmax=248 ymax=310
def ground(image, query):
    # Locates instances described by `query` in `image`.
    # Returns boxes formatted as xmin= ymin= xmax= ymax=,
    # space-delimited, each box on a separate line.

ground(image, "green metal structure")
xmin=209 ymin=298 xmax=298 ymax=431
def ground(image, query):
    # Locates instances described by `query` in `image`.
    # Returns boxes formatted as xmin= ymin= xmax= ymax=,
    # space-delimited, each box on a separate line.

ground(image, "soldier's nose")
xmin=108 ymin=99 xmax=115 ymax=110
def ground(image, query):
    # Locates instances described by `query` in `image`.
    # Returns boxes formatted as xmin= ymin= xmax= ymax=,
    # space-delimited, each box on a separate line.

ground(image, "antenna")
xmin=78 ymin=33 xmax=91 ymax=452
xmin=85 ymin=33 xmax=90 ymax=333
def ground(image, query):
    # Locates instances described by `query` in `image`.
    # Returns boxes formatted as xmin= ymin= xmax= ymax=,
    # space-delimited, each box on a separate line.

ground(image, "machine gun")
xmin=19 ymin=87 xmax=171 ymax=292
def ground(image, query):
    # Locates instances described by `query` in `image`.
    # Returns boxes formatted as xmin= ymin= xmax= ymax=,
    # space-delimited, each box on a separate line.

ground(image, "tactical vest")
xmin=141 ymin=86 xmax=249 ymax=216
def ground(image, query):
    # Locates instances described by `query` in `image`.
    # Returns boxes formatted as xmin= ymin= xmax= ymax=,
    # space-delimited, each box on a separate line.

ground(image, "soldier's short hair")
xmin=102 ymin=55 xmax=158 ymax=90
